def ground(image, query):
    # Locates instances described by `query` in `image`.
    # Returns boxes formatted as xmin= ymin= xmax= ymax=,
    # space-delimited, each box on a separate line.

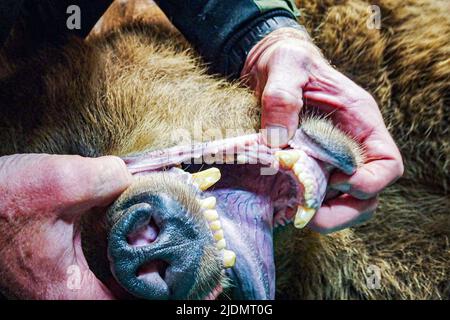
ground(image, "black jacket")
xmin=0 ymin=0 xmax=301 ymax=77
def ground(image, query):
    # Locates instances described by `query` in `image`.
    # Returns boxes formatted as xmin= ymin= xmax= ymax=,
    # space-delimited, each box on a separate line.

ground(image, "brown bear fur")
xmin=282 ymin=0 xmax=450 ymax=299
xmin=92 ymin=0 xmax=450 ymax=299
xmin=0 ymin=0 xmax=448 ymax=299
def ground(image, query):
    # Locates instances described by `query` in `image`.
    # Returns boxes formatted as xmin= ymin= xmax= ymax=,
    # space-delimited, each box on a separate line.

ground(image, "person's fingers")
xmin=308 ymin=194 xmax=378 ymax=234
xmin=0 ymin=154 xmax=132 ymax=217
xmin=261 ymin=89 xmax=301 ymax=147
xmin=260 ymin=53 xmax=307 ymax=147
xmin=301 ymin=65 xmax=404 ymax=200
xmin=49 ymin=155 xmax=133 ymax=216
xmin=329 ymin=125 xmax=404 ymax=199
xmin=330 ymin=157 xmax=403 ymax=200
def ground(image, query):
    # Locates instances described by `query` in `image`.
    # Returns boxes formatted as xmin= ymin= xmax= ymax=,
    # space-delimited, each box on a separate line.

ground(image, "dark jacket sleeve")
xmin=155 ymin=0 xmax=302 ymax=78
xmin=0 ymin=1 xmax=116 ymax=45
xmin=0 ymin=1 xmax=302 ymax=78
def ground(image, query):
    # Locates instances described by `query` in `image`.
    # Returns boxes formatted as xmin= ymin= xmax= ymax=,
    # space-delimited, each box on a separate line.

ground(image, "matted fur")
xmin=277 ymin=0 xmax=449 ymax=299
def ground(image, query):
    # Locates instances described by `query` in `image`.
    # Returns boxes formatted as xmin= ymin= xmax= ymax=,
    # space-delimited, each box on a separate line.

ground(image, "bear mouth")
xmin=124 ymin=129 xmax=333 ymax=228
xmin=118 ymin=129 xmax=332 ymax=299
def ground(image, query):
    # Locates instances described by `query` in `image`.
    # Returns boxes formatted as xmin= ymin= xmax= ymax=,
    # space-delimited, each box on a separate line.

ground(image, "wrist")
xmin=219 ymin=14 xmax=302 ymax=79
xmin=241 ymin=27 xmax=323 ymax=79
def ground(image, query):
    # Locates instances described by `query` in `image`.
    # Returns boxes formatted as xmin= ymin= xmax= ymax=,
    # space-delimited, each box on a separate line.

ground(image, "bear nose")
xmin=126 ymin=214 xmax=160 ymax=247
xmin=107 ymin=199 xmax=211 ymax=300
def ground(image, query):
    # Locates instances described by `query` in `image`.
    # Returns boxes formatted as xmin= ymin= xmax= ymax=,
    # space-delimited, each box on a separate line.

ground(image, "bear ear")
xmin=298 ymin=117 xmax=364 ymax=175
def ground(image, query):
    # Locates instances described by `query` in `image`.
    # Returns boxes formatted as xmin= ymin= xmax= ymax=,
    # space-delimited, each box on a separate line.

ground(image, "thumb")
xmin=261 ymin=63 xmax=306 ymax=147
xmin=329 ymin=158 xmax=403 ymax=200
xmin=57 ymin=155 xmax=133 ymax=215
xmin=0 ymin=154 xmax=132 ymax=218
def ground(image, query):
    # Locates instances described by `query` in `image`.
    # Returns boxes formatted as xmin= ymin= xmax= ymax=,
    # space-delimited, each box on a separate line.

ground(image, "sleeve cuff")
xmin=215 ymin=11 xmax=305 ymax=79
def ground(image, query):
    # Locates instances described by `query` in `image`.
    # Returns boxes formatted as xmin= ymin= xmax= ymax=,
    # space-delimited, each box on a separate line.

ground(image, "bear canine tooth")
xmin=192 ymin=167 xmax=221 ymax=191
xmin=293 ymin=163 xmax=302 ymax=175
xmin=275 ymin=150 xmax=301 ymax=169
xmin=198 ymin=196 xmax=217 ymax=209
xmin=294 ymin=206 xmax=317 ymax=229
xmin=204 ymin=209 xmax=219 ymax=222
xmin=223 ymin=250 xmax=236 ymax=268
xmin=216 ymin=239 xmax=227 ymax=250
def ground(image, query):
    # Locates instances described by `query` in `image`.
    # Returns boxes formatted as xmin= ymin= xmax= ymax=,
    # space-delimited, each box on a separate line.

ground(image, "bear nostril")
xmin=130 ymin=259 xmax=170 ymax=300
xmin=127 ymin=217 xmax=160 ymax=247
xmin=107 ymin=194 xmax=219 ymax=299
xmin=137 ymin=260 xmax=169 ymax=282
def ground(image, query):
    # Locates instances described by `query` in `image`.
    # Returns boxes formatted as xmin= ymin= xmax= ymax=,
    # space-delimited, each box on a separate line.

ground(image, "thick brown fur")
xmin=277 ymin=0 xmax=449 ymax=299
xmin=0 ymin=24 xmax=259 ymax=156
xmin=0 ymin=0 xmax=448 ymax=299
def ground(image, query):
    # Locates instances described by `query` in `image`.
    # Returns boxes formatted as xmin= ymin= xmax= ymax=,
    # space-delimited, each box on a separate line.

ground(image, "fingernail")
xmin=330 ymin=183 xmax=351 ymax=193
xmin=109 ymin=156 xmax=133 ymax=185
xmin=326 ymin=210 xmax=375 ymax=233
xmin=265 ymin=125 xmax=289 ymax=148
xmin=95 ymin=156 xmax=132 ymax=198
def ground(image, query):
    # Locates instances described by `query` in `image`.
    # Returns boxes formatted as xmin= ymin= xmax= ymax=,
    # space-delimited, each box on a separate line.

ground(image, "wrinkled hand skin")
xmin=0 ymin=154 xmax=132 ymax=299
xmin=242 ymin=28 xmax=404 ymax=233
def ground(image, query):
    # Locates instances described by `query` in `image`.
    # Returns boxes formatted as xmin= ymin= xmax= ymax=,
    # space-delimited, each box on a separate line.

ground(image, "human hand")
xmin=242 ymin=27 xmax=404 ymax=233
xmin=0 ymin=154 xmax=132 ymax=299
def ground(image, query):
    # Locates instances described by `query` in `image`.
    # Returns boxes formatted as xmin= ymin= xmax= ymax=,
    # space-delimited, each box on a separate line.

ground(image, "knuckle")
xmin=310 ymin=215 xmax=336 ymax=234
xmin=353 ymin=186 xmax=378 ymax=200
xmin=362 ymin=90 xmax=377 ymax=104
xmin=348 ymin=85 xmax=378 ymax=107
xmin=262 ymin=88 xmax=301 ymax=111
xmin=348 ymin=181 xmax=378 ymax=199
xmin=395 ymin=157 xmax=405 ymax=178
xmin=45 ymin=156 xmax=92 ymax=202
xmin=273 ymin=42 xmax=314 ymax=62
xmin=47 ymin=157 xmax=78 ymax=187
